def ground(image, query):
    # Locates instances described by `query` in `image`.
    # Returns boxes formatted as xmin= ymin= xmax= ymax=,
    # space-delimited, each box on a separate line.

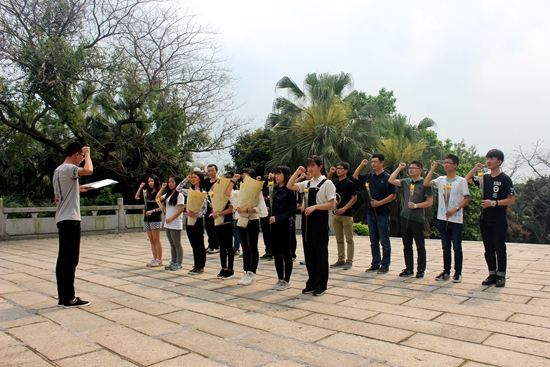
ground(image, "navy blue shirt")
xmin=358 ymin=171 xmax=396 ymax=216
xmin=270 ymin=185 xmax=297 ymax=226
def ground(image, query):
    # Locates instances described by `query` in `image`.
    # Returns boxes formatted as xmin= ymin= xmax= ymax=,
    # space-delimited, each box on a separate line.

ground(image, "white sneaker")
xmin=245 ymin=271 xmax=256 ymax=285
xmin=278 ymin=281 xmax=290 ymax=291
xmin=272 ymin=279 xmax=284 ymax=290
xmin=146 ymin=259 xmax=156 ymax=267
xmin=237 ymin=272 xmax=249 ymax=285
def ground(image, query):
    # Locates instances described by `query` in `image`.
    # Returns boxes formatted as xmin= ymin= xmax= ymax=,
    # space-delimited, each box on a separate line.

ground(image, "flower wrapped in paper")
xmin=211 ymin=177 xmax=232 ymax=226
xmin=186 ymin=189 xmax=207 ymax=226
xmin=237 ymin=176 xmax=264 ymax=228
xmin=477 ymin=170 xmax=485 ymax=219
xmin=443 ymin=183 xmax=452 ymax=228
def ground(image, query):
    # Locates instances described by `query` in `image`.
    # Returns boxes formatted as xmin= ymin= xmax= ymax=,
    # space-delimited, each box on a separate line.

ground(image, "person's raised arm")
xmin=156 ymin=182 xmax=167 ymax=201
xmin=226 ymin=173 xmax=240 ymax=197
xmin=78 ymin=146 xmax=93 ymax=176
xmin=135 ymin=182 xmax=145 ymax=200
xmin=465 ymin=163 xmax=484 ymax=183
xmin=287 ymin=166 xmax=306 ymax=191
xmin=327 ymin=166 xmax=336 ymax=180
xmin=389 ymin=162 xmax=406 ymax=186
xmin=352 ymin=159 xmax=369 ymax=180
xmin=423 ymin=161 xmax=438 ymax=187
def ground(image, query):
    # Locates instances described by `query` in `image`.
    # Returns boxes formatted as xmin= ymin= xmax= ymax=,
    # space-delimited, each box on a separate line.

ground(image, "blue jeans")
xmin=438 ymin=220 xmax=463 ymax=275
xmin=367 ymin=214 xmax=391 ymax=269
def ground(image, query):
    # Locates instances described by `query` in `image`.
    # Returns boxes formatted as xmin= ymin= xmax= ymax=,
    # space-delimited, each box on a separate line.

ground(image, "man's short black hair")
xmin=444 ymin=154 xmax=459 ymax=166
xmin=371 ymin=153 xmax=385 ymax=162
xmin=207 ymin=164 xmax=218 ymax=171
xmin=65 ymin=142 xmax=84 ymax=157
xmin=486 ymin=149 xmax=504 ymax=163
xmin=410 ymin=160 xmax=423 ymax=169
xmin=337 ymin=162 xmax=350 ymax=171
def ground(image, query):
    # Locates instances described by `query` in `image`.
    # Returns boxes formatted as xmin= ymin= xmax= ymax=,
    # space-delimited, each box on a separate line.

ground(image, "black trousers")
xmin=237 ymin=219 xmax=260 ymax=273
xmin=303 ymin=211 xmax=329 ymax=293
xmin=56 ymin=220 xmax=81 ymax=302
xmin=216 ymin=223 xmax=234 ymax=270
xmin=480 ymin=220 xmax=508 ymax=275
xmin=270 ymin=222 xmax=293 ymax=282
xmin=260 ymin=215 xmax=272 ymax=254
xmin=186 ymin=219 xmax=206 ymax=269
xmin=205 ymin=212 xmax=219 ymax=250
xmin=401 ymin=217 xmax=427 ymax=272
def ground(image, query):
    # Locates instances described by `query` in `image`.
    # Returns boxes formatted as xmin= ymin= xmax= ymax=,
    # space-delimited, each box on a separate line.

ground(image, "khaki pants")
xmin=332 ymin=215 xmax=354 ymax=262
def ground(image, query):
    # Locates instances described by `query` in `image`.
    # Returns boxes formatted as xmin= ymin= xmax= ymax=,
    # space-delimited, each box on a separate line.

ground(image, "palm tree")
xmin=376 ymin=114 xmax=438 ymax=171
xmin=266 ymin=72 xmax=375 ymax=170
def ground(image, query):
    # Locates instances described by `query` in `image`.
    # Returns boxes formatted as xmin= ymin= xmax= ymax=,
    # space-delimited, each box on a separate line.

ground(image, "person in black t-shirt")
xmin=327 ymin=162 xmax=357 ymax=270
xmin=353 ymin=154 xmax=397 ymax=273
xmin=466 ymin=149 xmax=515 ymax=287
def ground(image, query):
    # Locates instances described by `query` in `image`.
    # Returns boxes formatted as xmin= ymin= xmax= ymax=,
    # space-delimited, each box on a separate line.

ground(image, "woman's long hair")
xmin=191 ymin=171 xmax=206 ymax=191
xmin=274 ymin=166 xmax=291 ymax=187
xmin=148 ymin=174 xmax=161 ymax=192
xmin=166 ymin=175 xmax=181 ymax=207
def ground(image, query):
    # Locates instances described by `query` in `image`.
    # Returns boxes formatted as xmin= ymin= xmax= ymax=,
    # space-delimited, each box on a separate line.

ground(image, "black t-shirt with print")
xmin=473 ymin=172 xmax=514 ymax=223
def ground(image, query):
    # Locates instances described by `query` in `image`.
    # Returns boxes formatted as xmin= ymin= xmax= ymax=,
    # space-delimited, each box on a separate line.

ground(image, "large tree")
xmin=0 ymin=0 xmax=243 ymax=201
xmin=266 ymin=72 xmax=376 ymax=170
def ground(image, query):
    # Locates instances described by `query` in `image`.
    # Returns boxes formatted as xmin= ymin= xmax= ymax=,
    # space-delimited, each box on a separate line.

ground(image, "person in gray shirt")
xmin=53 ymin=142 xmax=93 ymax=308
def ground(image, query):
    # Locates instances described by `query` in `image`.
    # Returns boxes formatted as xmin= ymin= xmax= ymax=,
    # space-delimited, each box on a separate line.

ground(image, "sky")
xmin=187 ymin=0 xmax=550 ymax=176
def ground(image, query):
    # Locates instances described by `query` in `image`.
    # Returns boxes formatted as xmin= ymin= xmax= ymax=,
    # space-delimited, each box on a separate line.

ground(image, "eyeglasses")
xmin=443 ymin=162 xmax=455 ymax=165
xmin=336 ymin=167 xmax=346 ymax=170
xmin=409 ymin=167 xmax=421 ymax=170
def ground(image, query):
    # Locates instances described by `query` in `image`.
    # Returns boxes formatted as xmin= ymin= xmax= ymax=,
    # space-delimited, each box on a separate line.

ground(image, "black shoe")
xmin=495 ymin=276 xmax=506 ymax=287
xmin=64 ymin=297 xmax=90 ymax=308
xmin=365 ymin=265 xmax=380 ymax=272
xmin=313 ymin=290 xmax=326 ymax=297
xmin=217 ymin=269 xmax=226 ymax=278
xmin=416 ymin=270 xmax=425 ymax=278
xmin=260 ymin=253 xmax=273 ymax=260
xmin=377 ymin=267 xmax=389 ymax=274
xmin=223 ymin=269 xmax=234 ymax=280
xmin=435 ymin=272 xmax=450 ymax=281
xmin=57 ymin=299 xmax=64 ymax=307
xmin=399 ymin=269 xmax=414 ymax=277
xmin=302 ymin=288 xmax=315 ymax=294
xmin=452 ymin=273 xmax=462 ymax=283
xmin=481 ymin=274 xmax=497 ymax=285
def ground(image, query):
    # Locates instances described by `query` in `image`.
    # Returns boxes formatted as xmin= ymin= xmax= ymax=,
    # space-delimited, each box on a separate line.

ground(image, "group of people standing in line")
xmin=53 ymin=141 xmax=514 ymax=308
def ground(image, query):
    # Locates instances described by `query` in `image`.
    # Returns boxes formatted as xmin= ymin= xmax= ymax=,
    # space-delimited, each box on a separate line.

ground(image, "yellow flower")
xmin=477 ymin=172 xmax=484 ymax=177
xmin=410 ymin=184 xmax=415 ymax=190
xmin=304 ymin=188 xmax=309 ymax=193
xmin=365 ymin=183 xmax=370 ymax=189
xmin=155 ymin=198 xmax=161 ymax=203
xmin=142 ymin=189 xmax=147 ymax=193
xmin=268 ymin=181 xmax=274 ymax=186
xmin=209 ymin=192 xmax=214 ymax=197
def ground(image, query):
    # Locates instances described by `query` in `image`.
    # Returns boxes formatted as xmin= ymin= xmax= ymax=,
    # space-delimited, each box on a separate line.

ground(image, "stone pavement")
xmin=1 ymin=232 xmax=549 ymax=367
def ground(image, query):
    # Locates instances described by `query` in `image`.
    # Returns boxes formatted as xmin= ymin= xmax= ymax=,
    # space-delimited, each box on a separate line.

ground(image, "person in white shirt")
xmin=156 ymin=176 xmax=185 ymax=271
xmin=287 ymin=155 xmax=336 ymax=297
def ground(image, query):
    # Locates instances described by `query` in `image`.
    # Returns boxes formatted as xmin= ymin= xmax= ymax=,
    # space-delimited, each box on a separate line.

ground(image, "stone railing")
xmin=0 ymin=197 xmax=144 ymax=241
xmin=0 ymin=197 xmax=334 ymax=241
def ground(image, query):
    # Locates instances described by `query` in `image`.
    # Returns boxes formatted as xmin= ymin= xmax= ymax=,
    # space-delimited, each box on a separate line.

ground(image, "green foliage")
xmin=266 ymin=72 xmax=376 ymax=170
xmin=353 ymin=222 xmax=370 ymax=236
xmin=513 ymin=177 xmax=550 ymax=244
xmin=228 ymin=129 xmax=273 ymax=177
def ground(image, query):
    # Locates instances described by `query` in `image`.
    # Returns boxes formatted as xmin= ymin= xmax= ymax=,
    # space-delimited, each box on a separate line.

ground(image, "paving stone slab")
xmin=0 ymin=344 xmax=56 ymax=367
xmin=508 ymin=313 xmax=550 ymax=329
xmin=435 ymin=313 xmax=550 ymax=342
xmin=161 ymin=329 xmax=275 ymax=367
xmin=402 ymin=298 xmax=514 ymax=320
xmin=84 ymin=325 xmax=185 ymax=365
xmin=109 ymin=293 xmax=181 ymax=315
xmin=366 ymin=312 xmax=491 ymax=343
xmin=483 ymin=333 xmax=550 ymax=359
xmin=402 ymin=333 xmax=550 ymax=367
xmin=280 ymin=297 xmax=374 ymax=321
xmin=236 ymin=329 xmax=366 ymax=366
xmin=317 ymin=332 xmax=464 ymax=367
xmin=160 ymin=309 xmax=256 ymax=339
xmin=97 ymin=307 xmax=183 ymax=336
xmin=298 ymin=313 xmax=413 ymax=343
xmin=150 ymin=352 xmax=227 ymax=367
xmin=56 ymin=350 xmax=140 ymax=367
xmin=339 ymin=297 xmax=443 ymax=320
xmin=0 ymin=302 xmax=46 ymax=329
xmin=38 ymin=307 xmax=114 ymax=332
xmin=227 ymin=311 xmax=335 ymax=342
xmin=8 ymin=321 xmax=101 ymax=360
xmin=164 ymin=295 xmax=246 ymax=319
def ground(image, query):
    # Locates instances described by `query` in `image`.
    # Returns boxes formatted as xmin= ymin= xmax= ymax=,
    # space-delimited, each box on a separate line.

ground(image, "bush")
xmin=353 ymin=222 xmax=369 ymax=236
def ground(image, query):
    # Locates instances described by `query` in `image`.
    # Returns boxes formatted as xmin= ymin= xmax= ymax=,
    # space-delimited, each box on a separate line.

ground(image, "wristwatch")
xmin=491 ymin=200 xmax=497 ymax=207
xmin=455 ymin=206 xmax=460 ymax=211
